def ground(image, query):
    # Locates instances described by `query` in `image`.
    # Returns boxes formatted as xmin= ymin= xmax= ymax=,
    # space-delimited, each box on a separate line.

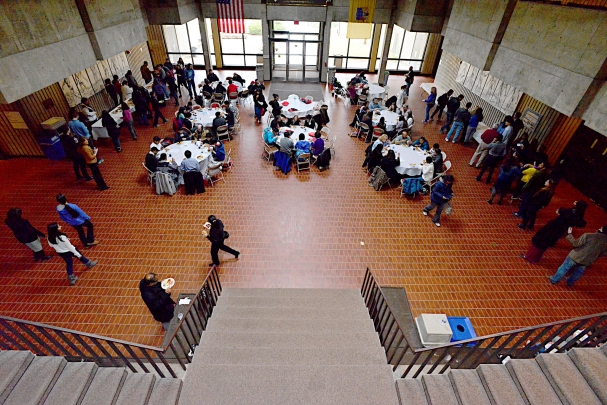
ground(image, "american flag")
xmin=216 ymin=0 xmax=245 ymax=34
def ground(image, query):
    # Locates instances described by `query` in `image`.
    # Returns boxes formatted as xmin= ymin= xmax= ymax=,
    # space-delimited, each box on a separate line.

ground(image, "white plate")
xmin=161 ymin=278 xmax=175 ymax=290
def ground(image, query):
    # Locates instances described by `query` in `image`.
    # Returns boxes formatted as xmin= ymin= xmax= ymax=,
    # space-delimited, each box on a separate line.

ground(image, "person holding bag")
xmin=423 ymin=175 xmax=454 ymax=227
xmin=56 ymin=194 xmax=99 ymax=248
xmin=47 ymin=223 xmax=97 ymax=285
xmin=202 ymin=215 xmax=240 ymax=267
xmin=422 ymin=87 xmax=437 ymax=123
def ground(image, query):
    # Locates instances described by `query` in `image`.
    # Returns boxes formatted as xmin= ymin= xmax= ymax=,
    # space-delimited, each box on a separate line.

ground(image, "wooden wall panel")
xmin=15 ymin=83 xmax=70 ymax=138
xmin=514 ymin=94 xmax=560 ymax=145
xmin=421 ymin=33 xmax=442 ymax=75
xmin=146 ymin=25 xmax=167 ymax=67
xmin=0 ymin=104 xmax=44 ymax=157
xmin=126 ymin=42 xmax=152 ymax=85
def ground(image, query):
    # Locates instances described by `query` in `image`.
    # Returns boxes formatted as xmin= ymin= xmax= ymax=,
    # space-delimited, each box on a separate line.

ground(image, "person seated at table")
xmin=232 ymin=73 xmax=245 ymax=86
xmin=207 ymin=69 xmax=220 ymax=83
xmin=362 ymin=112 xmax=373 ymax=130
xmin=304 ymin=114 xmax=317 ymax=130
xmin=292 ymin=115 xmax=303 ymax=126
xmin=398 ymin=104 xmax=410 ymax=117
xmin=350 ymin=74 xmax=361 ymax=85
xmin=372 ymin=134 xmax=390 ymax=151
xmin=432 ymin=148 xmax=444 ymax=175
xmin=150 ymin=136 xmax=164 ymax=151
xmin=359 ymin=72 xmax=368 ymax=83
xmin=429 ymin=143 xmax=440 ymax=157
xmin=349 ymin=106 xmax=364 ymax=129
xmin=375 ymin=117 xmax=387 ymax=132
xmin=192 ymin=124 xmax=207 ymax=141
xmin=295 ymin=134 xmax=311 ymax=160
xmin=278 ymin=131 xmax=295 ymax=159
xmin=386 ymin=115 xmax=405 ymax=139
xmin=227 ymin=79 xmax=238 ymax=96
xmin=146 ymin=147 xmax=159 ymax=172
xmin=223 ymin=105 xmax=235 ymax=129
xmin=263 ymin=127 xmax=279 ymax=148
xmin=269 ymin=115 xmax=280 ymax=132
xmin=361 ymin=85 xmax=370 ymax=97
xmin=174 ymin=128 xmax=191 ymax=143
xmin=212 ymin=141 xmax=226 ymax=162
xmin=184 ymin=102 xmax=194 ymax=114
xmin=212 ymin=111 xmax=227 ymax=133
xmin=365 ymin=143 xmax=384 ymax=173
xmin=182 ymin=112 xmax=194 ymax=131
xmin=200 ymin=79 xmax=214 ymax=97
xmin=156 ymin=153 xmax=180 ymax=185
xmin=411 ymin=136 xmax=429 ymax=151
xmin=392 ymin=130 xmax=411 ymax=145
xmin=249 ymin=79 xmax=265 ymax=94
xmin=310 ymin=131 xmax=325 ymax=157
xmin=269 ymin=94 xmax=282 ymax=118
xmin=405 ymin=110 xmax=414 ymax=128
xmin=347 ymin=82 xmax=358 ymax=105
xmin=279 ymin=114 xmax=290 ymax=128
xmin=421 ymin=156 xmax=435 ymax=192
xmin=380 ymin=150 xmax=405 ymax=183
xmin=215 ymin=81 xmax=226 ymax=96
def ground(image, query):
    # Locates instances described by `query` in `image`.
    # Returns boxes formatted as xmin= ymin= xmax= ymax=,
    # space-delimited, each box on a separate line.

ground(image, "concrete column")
xmin=198 ymin=16 xmax=212 ymax=70
xmin=368 ymin=24 xmax=383 ymax=73
xmin=261 ymin=7 xmax=271 ymax=81
xmin=210 ymin=19 xmax=223 ymax=68
xmin=378 ymin=23 xmax=394 ymax=82
xmin=320 ymin=7 xmax=333 ymax=83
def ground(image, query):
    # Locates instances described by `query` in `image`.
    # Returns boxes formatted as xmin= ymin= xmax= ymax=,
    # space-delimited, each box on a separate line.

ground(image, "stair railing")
xmin=0 ymin=265 xmax=222 ymax=378
xmin=361 ymin=267 xmax=607 ymax=378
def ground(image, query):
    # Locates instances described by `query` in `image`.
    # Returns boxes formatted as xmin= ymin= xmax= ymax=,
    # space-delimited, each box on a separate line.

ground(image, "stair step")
xmin=395 ymin=378 xmax=428 ymax=405
xmin=197 ymin=346 xmax=387 ymax=366
xmin=3 ymin=356 xmax=65 ymax=405
xmin=211 ymin=304 xmax=370 ymax=321
xmin=80 ymin=367 xmax=127 ymax=405
xmin=114 ymin=373 xmax=156 ymax=405
xmin=148 ymin=378 xmax=182 ymax=405
xmin=449 ymin=369 xmax=491 ymax=405
xmin=42 ymin=362 xmax=97 ymax=405
xmin=199 ymin=331 xmax=381 ymax=349
xmin=505 ymin=359 xmax=562 ymax=405
xmin=177 ymin=364 xmax=400 ymax=405
xmin=0 ymin=351 xmax=34 ymax=403
xmin=567 ymin=348 xmax=607 ymax=404
xmin=221 ymin=288 xmax=363 ymax=299
xmin=477 ymin=364 xmax=526 ymax=405
xmin=205 ymin=316 xmax=374 ymax=334
xmin=216 ymin=295 xmax=366 ymax=309
xmin=421 ymin=374 xmax=458 ymax=405
xmin=536 ymin=353 xmax=601 ymax=405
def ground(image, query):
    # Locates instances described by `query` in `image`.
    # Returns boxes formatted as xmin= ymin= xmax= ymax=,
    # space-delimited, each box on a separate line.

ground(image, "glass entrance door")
xmin=270 ymin=21 xmax=322 ymax=82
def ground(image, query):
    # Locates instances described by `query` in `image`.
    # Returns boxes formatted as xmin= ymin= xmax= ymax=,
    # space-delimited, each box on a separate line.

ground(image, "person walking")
xmin=56 ymin=194 xmax=99 ymax=248
xmin=423 ymin=175 xmax=454 ymax=228
xmin=121 ymin=102 xmax=138 ymax=140
xmin=253 ymin=90 xmax=267 ymax=125
xmin=5 ymin=208 xmax=51 ymax=262
xmin=77 ymin=138 xmax=109 ymax=191
xmin=47 ymin=223 xmax=97 ymax=285
xmin=422 ymin=87 xmax=437 ymax=123
xmin=440 ymin=94 xmax=463 ymax=134
xmin=139 ymin=273 xmax=176 ymax=331
xmin=521 ymin=201 xmax=588 ymax=264
xmin=151 ymin=93 xmax=168 ymax=128
xmin=518 ymin=179 xmax=556 ymax=230
xmin=469 ymin=123 xmax=500 ymax=168
xmin=100 ymin=110 xmax=121 ymax=152
xmin=487 ymin=159 xmax=520 ymax=205
xmin=514 ymin=161 xmax=550 ymax=220
xmin=548 ymin=226 xmax=607 ymax=286
xmin=430 ymin=89 xmax=453 ymax=122
xmin=59 ymin=129 xmax=92 ymax=181
xmin=445 ymin=102 xmax=471 ymax=143
xmin=203 ymin=215 xmax=240 ymax=266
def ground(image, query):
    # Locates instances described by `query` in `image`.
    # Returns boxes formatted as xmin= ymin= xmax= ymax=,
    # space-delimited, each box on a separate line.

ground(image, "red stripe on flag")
xmin=216 ymin=0 xmax=244 ymax=34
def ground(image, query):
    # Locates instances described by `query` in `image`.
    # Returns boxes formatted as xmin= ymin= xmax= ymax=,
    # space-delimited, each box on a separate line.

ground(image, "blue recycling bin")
xmin=447 ymin=316 xmax=477 ymax=345
xmin=38 ymin=134 xmax=65 ymax=161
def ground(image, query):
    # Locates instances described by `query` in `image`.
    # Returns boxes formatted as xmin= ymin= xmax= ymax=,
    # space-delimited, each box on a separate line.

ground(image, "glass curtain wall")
xmin=163 ymin=19 xmax=208 ymax=66
xmin=385 ymin=25 xmax=428 ymax=71
xmin=328 ymin=22 xmax=376 ymax=70
xmin=218 ymin=19 xmax=263 ymax=67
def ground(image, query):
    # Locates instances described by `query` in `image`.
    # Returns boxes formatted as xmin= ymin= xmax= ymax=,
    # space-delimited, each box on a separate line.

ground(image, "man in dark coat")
xmin=139 ymin=273 xmax=176 ymax=330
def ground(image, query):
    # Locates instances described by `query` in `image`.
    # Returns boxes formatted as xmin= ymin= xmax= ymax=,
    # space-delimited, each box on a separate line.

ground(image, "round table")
xmin=387 ymin=144 xmax=428 ymax=176
xmin=280 ymin=95 xmax=319 ymax=119
xmin=211 ymin=80 xmax=242 ymax=93
xmin=372 ymin=110 xmax=399 ymax=131
xmin=357 ymin=84 xmax=385 ymax=101
xmin=164 ymin=141 xmax=213 ymax=173
xmin=278 ymin=126 xmax=316 ymax=142
xmin=190 ymin=108 xmax=223 ymax=127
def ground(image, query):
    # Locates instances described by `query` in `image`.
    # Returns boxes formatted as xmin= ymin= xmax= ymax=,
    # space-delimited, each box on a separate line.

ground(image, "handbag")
xmin=444 ymin=202 xmax=453 ymax=215
xmin=223 ymin=231 xmax=230 ymax=240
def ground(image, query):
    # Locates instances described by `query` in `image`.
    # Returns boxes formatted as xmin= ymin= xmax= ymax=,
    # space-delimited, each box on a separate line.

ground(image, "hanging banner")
xmin=347 ymin=0 xmax=375 ymax=39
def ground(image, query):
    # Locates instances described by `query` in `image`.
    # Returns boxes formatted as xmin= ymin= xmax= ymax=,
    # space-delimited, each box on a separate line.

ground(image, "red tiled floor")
xmin=0 ymin=70 xmax=606 ymax=345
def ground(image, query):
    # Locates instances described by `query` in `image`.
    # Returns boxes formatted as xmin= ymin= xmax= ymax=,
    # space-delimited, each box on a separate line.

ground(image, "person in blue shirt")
xmin=295 ymin=134 xmax=311 ymax=159
xmin=56 ymin=194 xmax=98 ymax=248
xmin=411 ymin=136 xmax=429 ymax=151
xmin=180 ymin=150 xmax=201 ymax=172
xmin=67 ymin=110 xmax=92 ymax=144
xmin=422 ymin=87 xmax=437 ymax=123
xmin=369 ymin=98 xmax=383 ymax=110
xmin=263 ymin=127 xmax=278 ymax=148
xmin=185 ymin=64 xmax=196 ymax=97
xmin=212 ymin=141 xmax=226 ymax=162
xmin=423 ymin=175 xmax=454 ymax=227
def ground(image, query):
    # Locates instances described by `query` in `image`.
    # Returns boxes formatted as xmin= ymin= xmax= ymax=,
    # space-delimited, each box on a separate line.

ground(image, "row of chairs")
xmin=262 ymin=135 xmax=336 ymax=173
xmin=201 ymin=90 xmax=251 ymax=108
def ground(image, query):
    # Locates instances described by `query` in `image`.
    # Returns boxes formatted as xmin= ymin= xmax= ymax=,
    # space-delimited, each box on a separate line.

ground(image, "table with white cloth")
xmin=208 ymin=80 xmax=242 ymax=94
xmin=276 ymin=126 xmax=316 ymax=144
xmin=372 ymin=110 xmax=399 ymax=132
xmin=190 ymin=108 xmax=224 ymax=128
xmin=91 ymin=82 xmax=153 ymax=140
xmin=386 ymin=144 xmax=428 ymax=176
xmin=280 ymin=95 xmax=319 ymax=119
xmin=164 ymin=141 xmax=214 ymax=174
xmin=357 ymin=84 xmax=386 ymax=101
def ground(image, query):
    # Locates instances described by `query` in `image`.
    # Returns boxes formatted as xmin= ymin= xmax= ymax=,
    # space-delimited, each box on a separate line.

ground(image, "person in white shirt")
xmin=405 ymin=110 xmax=414 ymax=128
xmin=79 ymin=97 xmax=98 ymax=123
xmin=396 ymin=85 xmax=407 ymax=108
xmin=421 ymin=156 xmax=435 ymax=193
xmin=121 ymin=80 xmax=133 ymax=101
xmin=47 ymin=223 xmax=97 ymax=285
xmin=150 ymin=136 xmax=164 ymax=151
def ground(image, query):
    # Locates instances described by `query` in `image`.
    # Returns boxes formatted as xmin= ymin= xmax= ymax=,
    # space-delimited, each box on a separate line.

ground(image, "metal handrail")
xmin=361 ymin=268 xmax=607 ymax=378
xmin=0 ymin=266 xmax=222 ymax=378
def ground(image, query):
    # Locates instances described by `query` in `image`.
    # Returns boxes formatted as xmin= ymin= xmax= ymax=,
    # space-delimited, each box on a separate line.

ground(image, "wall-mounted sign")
xmin=521 ymin=108 xmax=543 ymax=137
xmin=4 ymin=112 xmax=28 ymax=130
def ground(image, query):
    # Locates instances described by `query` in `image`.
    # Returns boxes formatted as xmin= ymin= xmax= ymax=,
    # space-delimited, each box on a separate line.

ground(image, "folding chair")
xmin=304 ymin=96 xmax=313 ymax=102
xmin=216 ymin=125 xmax=230 ymax=143
xmin=357 ymin=94 xmax=368 ymax=106
xmin=357 ymin=122 xmax=370 ymax=141
xmin=142 ymin=162 xmax=155 ymax=187
xmin=228 ymin=91 xmax=239 ymax=106
xmin=296 ymin=153 xmax=311 ymax=173
xmin=441 ymin=151 xmax=447 ymax=161
xmin=267 ymin=112 xmax=274 ymax=126
xmin=239 ymin=89 xmax=250 ymax=104
xmin=207 ymin=163 xmax=225 ymax=187
xmin=202 ymin=91 xmax=213 ymax=107
xmin=263 ymin=141 xmax=277 ymax=162
xmin=429 ymin=160 xmax=452 ymax=187
xmin=213 ymin=92 xmax=224 ymax=104
xmin=222 ymin=149 xmax=232 ymax=172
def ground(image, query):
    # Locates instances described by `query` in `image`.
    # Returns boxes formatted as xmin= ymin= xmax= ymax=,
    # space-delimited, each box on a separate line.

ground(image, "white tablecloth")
xmin=190 ymin=108 xmax=223 ymax=128
xmin=372 ymin=110 xmax=399 ymax=131
xmin=357 ymin=84 xmax=385 ymax=101
xmin=277 ymin=126 xmax=316 ymax=143
xmin=164 ymin=141 xmax=213 ymax=173
xmin=389 ymin=144 xmax=428 ymax=176
xmin=212 ymin=80 xmax=242 ymax=94
xmin=280 ymin=95 xmax=318 ymax=119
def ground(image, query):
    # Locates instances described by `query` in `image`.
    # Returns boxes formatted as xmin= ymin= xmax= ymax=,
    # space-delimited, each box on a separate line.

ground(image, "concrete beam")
xmin=393 ymin=0 xmax=449 ymax=33
xmin=582 ymin=81 xmax=607 ymax=137
xmin=145 ymin=0 xmax=199 ymax=25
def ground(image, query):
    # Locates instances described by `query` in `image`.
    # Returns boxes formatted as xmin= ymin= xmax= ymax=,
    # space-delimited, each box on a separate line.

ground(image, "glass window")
xmin=220 ymin=33 xmax=244 ymax=54
xmin=389 ymin=25 xmax=404 ymax=59
xmin=384 ymin=25 xmax=429 ymax=71
xmin=163 ymin=26 xmax=179 ymax=53
xmin=187 ymin=19 xmax=202 ymax=54
xmin=193 ymin=54 xmax=205 ymax=66
xmin=386 ymin=60 xmax=398 ymax=71
xmin=329 ymin=22 xmax=348 ymax=57
xmin=412 ymin=33 xmax=428 ymax=60
xmin=347 ymin=58 xmax=369 ymax=69
xmin=176 ymin=24 xmax=190 ymax=53
xmin=329 ymin=22 xmax=374 ymax=69
xmin=205 ymin=19 xmax=215 ymax=54
xmin=400 ymin=31 xmax=415 ymax=59
xmin=348 ymin=38 xmax=372 ymax=58
xmin=223 ymin=55 xmax=245 ymax=66
xmin=274 ymin=21 xmax=320 ymax=33
xmin=245 ymin=55 xmax=258 ymax=66
xmin=244 ymin=20 xmax=263 ymax=54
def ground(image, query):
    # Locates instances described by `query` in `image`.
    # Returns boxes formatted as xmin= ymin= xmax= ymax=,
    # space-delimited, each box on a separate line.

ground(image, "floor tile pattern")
xmin=0 ymin=71 xmax=606 ymax=346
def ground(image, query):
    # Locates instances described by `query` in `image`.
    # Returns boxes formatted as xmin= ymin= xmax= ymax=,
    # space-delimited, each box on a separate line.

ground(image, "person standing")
xmin=476 ymin=134 xmax=506 ymax=184
xmin=487 ymin=160 xmax=520 ymax=205
xmin=463 ymin=107 xmax=483 ymax=145
xmin=514 ymin=161 xmax=550 ymax=219
xmin=446 ymin=102 xmax=471 ymax=143
xmin=548 ymin=226 xmax=607 ymax=286
xmin=5 ymin=208 xmax=51 ymax=262
xmin=112 ymin=75 xmax=122 ymax=103
xmin=100 ymin=110 xmax=121 ymax=152
xmin=59 ymin=129 xmax=92 ymax=181
xmin=150 ymin=94 xmax=168 ymax=128
xmin=440 ymin=94 xmax=464 ymax=134
xmin=139 ymin=273 xmax=176 ymax=330
xmin=77 ymin=138 xmax=109 ymax=191
xmin=405 ymin=66 xmax=415 ymax=96
xmin=430 ymin=89 xmax=453 ymax=122
xmin=253 ymin=90 xmax=267 ymax=125
xmin=423 ymin=175 xmax=454 ymax=228
xmin=121 ymin=101 xmax=138 ymax=140
xmin=518 ymin=179 xmax=556 ymax=230
xmin=104 ymin=78 xmax=119 ymax=107
xmin=56 ymin=194 xmax=99 ymax=248
xmin=67 ymin=109 xmax=97 ymax=150
xmin=121 ymin=80 xmax=133 ymax=101
xmin=185 ymin=64 xmax=197 ymax=97
xmin=141 ymin=61 xmax=153 ymax=84
xmin=203 ymin=215 xmax=240 ymax=266
xmin=47 ymin=223 xmax=97 ymax=285
xmin=125 ymin=70 xmax=138 ymax=88
xmin=422 ymin=87 xmax=437 ymax=124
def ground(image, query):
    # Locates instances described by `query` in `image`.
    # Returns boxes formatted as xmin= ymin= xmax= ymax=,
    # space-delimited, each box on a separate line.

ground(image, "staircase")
xmin=0 ymin=351 xmax=182 ymax=405
xmin=177 ymin=287 xmax=400 ymax=405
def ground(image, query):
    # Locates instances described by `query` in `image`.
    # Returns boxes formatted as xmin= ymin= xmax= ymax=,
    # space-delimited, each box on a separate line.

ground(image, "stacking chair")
xmin=372 ymin=127 xmax=384 ymax=144
xmin=358 ymin=122 xmax=370 ymax=141
xmin=296 ymin=153 xmax=311 ymax=173
xmin=216 ymin=125 xmax=230 ymax=142
xmin=228 ymin=92 xmax=239 ymax=105
xmin=350 ymin=115 xmax=361 ymax=137
xmin=207 ymin=163 xmax=225 ymax=187
xmin=142 ymin=162 xmax=155 ymax=187
xmin=210 ymin=102 xmax=221 ymax=109
xmin=429 ymin=160 xmax=452 ymax=187
xmin=357 ymin=94 xmax=368 ymax=106
xmin=328 ymin=135 xmax=337 ymax=157
xmin=239 ymin=89 xmax=250 ymax=104
xmin=267 ymin=112 xmax=274 ymax=126
xmin=202 ymin=91 xmax=213 ymax=107
xmin=213 ymin=92 xmax=224 ymax=104
xmin=304 ymin=96 xmax=313 ymax=102
xmin=441 ymin=151 xmax=447 ymax=161
xmin=222 ymin=149 xmax=233 ymax=172
xmin=192 ymin=105 xmax=202 ymax=111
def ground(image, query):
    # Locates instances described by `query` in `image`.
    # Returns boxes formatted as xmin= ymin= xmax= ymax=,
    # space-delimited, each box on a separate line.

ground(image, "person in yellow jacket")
xmin=77 ymin=138 xmax=109 ymax=191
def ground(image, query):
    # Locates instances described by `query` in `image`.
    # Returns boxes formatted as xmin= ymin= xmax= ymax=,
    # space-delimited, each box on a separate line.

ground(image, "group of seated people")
xmin=350 ymin=100 xmax=414 ymax=141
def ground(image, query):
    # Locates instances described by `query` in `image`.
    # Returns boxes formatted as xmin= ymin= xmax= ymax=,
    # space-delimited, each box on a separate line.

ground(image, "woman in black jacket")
xmin=4 ymin=208 xmax=51 ymax=262
xmin=253 ymin=90 xmax=267 ymax=125
xmin=518 ymin=179 xmax=557 ymax=230
xmin=380 ymin=150 xmax=403 ymax=183
xmin=203 ymin=215 xmax=240 ymax=266
xmin=521 ymin=201 xmax=588 ymax=263
xmin=100 ymin=110 xmax=121 ymax=152
xmin=139 ymin=273 xmax=176 ymax=330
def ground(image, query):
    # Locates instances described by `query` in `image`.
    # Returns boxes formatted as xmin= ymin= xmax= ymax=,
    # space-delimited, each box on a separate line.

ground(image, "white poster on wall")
xmin=60 ymin=76 xmax=82 ymax=107
xmin=456 ymin=61 xmax=470 ymax=84
xmin=73 ymin=70 xmax=94 ymax=99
